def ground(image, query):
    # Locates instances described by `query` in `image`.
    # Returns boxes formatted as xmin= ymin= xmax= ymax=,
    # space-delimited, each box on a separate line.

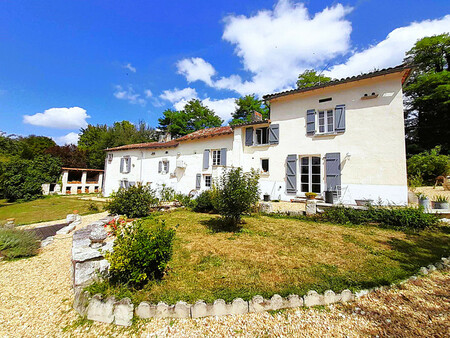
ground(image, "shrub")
xmin=159 ymin=184 xmax=176 ymax=202
xmin=192 ymin=190 xmax=216 ymax=213
xmin=174 ymin=193 xmax=194 ymax=208
xmin=321 ymin=205 xmax=439 ymax=230
xmin=105 ymin=184 xmax=159 ymax=218
xmin=0 ymin=228 xmax=40 ymax=259
xmin=213 ymin=168 xmax=260 ymax=225
xmin=104 ymin=218 xmax=176 ymax=287
xmin=407 ymin=146 xmax=449 ymax=185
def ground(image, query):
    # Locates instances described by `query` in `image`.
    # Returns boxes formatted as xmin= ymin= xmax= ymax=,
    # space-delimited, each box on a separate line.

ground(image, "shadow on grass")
xmin=200 ymin=217 xmax=243 ymax=233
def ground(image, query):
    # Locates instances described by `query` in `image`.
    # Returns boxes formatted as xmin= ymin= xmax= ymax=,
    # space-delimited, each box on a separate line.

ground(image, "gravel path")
xmin=0 ymin=211 xmax=448 ymax=337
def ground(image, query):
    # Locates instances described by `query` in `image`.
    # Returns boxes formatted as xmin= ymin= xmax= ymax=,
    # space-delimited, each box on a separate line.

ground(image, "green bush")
xmin=159 ymin=184 xmax=176 ymax=202
xmin=174 ymin=193 xmax=195 ymax=208
xmin=407 ymin=146 xmax=449 ymax=185
xmin=213 ymin=168 xmax=260 ymax=225
xmin=192 ymin=190 xmax=216 ymax=213
xmin=322 ymin=205 xmax=439 ymax=230
xmin=104 ymin=218 xmax=176 ymax=287
xmin=0 ymin=228 xmax=40 ymax=259
xmin=105 ymin=184 xmax=159 ymax=218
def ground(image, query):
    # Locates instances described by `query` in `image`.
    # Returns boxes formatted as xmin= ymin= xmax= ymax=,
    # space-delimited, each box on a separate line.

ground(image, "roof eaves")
xmin=230 ymin=119 xmax=270 ymax=128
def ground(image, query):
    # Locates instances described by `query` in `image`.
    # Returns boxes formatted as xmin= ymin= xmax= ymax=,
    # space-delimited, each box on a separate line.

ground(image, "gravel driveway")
xmin=0 ymin=212 xmax=448 ymax=337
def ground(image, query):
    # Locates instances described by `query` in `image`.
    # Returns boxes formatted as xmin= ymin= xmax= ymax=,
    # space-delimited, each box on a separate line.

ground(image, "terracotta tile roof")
xmin=176 ymin=126 xmax=233 ymax=141
xmin=61 ymin=167 xmax=104 ymax=172
xmin=263 ymin=64 xmax=413 ymax=101
xmin=106 ymin=126 xmax=233 ymax=152
xmin=230 ymin=119 xmax=270 ymax=128
xmin=106 ymin=140 xmax=179 ymax=151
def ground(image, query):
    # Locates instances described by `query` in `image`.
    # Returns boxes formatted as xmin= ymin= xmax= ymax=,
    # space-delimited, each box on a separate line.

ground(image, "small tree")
xmin=213 ymin=168 xmax=260 ymax=225
xmin=105 ymin=184 xmax=159 ymax=218
xmin=407 ymin=146 xmax=449 ymax=185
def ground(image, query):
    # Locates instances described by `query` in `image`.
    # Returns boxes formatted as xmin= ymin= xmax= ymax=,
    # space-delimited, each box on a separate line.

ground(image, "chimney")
xmin=158 ymin=132 xmax=172 ymax=143
xmin=251 ymin=111 xmax=263 ymax=122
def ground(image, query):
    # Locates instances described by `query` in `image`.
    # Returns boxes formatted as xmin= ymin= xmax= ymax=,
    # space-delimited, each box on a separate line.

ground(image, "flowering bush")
xmin=104 ymin=216 xmax=128 ymax=236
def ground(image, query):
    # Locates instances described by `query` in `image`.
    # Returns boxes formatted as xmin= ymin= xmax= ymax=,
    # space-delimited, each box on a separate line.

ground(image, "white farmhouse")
xmin=103 ymin=65 xmax=412 ymax=205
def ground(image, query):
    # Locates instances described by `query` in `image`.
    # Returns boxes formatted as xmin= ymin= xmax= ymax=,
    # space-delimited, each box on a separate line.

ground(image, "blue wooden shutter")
xmin=126 ymin=158 xmax=131 ymax=173
xmin=306 ymin=109 xmax=316 ymax=135
xmin=268 ymin=124 xmax=279 ymax=144
xmin=325 ymin=153 xmax=341 ymax=191
xmin=120 ymin=158 xmax=124 ymax=173
xmin=166 ymin=160 xmax=169 ymax=172
xmin=286 ymin=154 xmax=297 ymax=193
xmin=245 ymin=127 xmax=253 ymax=146
xmin=196 ymin=174 xmax=201 ymax=189
xmin=203 ymin=149 xmax=210 ymax=169
xmin=335 ymin=105 xmax=346 ymax=133
xmin=220 ymin=148 xmax=227 ymax=166
xmin=158 ymin=161 xmax=162 ymax=173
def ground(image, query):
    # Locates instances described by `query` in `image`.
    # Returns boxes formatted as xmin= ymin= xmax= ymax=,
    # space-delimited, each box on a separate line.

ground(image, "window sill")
xmin=313 ymin=132 xmax=338 ymax=137
xmin=260 ymin=172 xmax=270 ymax=177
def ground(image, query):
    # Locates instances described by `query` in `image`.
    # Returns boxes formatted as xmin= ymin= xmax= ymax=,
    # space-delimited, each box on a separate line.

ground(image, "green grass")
xmin=87 ymin=209 xmax=450 ymax=305
xmin=0 ymin=228 xmax=40 ymax=259
xmin=0 ymin=195 xmax=105 ymax=225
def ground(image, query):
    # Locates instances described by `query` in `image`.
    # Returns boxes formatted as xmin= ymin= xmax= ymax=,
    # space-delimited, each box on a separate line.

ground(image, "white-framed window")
xmin=120 ymin=157 xmax=131 ymax=173
xmin=158 ymin=160 xmax=170 ymax=174
xmin=212 ymin=150 xmax=221 ymax=166
xmin=204 ymin=175 xmax=212 ymax=188
xmin=261 ymin=159 xmax=269 ymax=173
xmin=107 ymin=153 xmax=113 ymax=163
xmin=163 ymin=160 xmax=169 ymax=172
xmin=255 ymin=127 xmax=269 ymax=145
xmin=318 ymin=109 xmax=334 ymax=134
xmin=300 ymin=156 xmax=321 ymax=193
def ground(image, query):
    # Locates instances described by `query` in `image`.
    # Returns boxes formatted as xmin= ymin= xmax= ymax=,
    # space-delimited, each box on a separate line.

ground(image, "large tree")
xmin=297 ymin=69 xmax=332 ymax=89
xmin=229 ymin=94 xmax=269 ymax=126
xmin=78 ymin=121 xmax=158 ymax=169
xmin=403 ymin=33 xmax=450 ymax=154
xmin=46 ymin=144 xmax=88 ymax=168
xmin=158 ymin=99 xmax=223 ymax=137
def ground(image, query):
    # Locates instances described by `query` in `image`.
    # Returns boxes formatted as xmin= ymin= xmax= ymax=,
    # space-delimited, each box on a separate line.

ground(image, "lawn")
xmin=0 ymin=195 xmax=105 ymax=225
xmin=90 ymin=209 xmax=450 ymax=305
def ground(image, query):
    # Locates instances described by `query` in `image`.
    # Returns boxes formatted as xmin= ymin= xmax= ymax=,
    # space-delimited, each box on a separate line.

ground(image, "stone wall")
xmin=73 ymin=256 xmax=450 ymax=327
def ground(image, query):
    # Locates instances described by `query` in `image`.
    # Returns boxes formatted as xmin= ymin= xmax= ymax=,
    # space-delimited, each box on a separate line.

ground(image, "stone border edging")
xmin=73 ymin=256 xmax=450 ymax=327
xmin=40 ymin=213 xmax=82 ymax=248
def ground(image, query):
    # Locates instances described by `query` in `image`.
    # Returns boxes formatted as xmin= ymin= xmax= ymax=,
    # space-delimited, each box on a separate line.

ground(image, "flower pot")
xmin=306 ymin=195 xmax=316 ymax=200
xmin=418 ymin=198 xmax=431 ymax=210
xmin=355 ymin=199 xmax=373 ymax=206
xmin=434 ymin=202 xmax=449 ymax=209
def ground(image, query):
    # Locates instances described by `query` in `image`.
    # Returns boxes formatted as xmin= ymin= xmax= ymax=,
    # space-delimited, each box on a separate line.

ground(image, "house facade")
xmin=103 ymin=65 xmax=411 ymax=205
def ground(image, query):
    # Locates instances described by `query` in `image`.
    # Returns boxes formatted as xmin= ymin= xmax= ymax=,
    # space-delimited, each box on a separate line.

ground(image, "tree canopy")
xmin=229 ymin=94 xmax=269 ymax=126
xmin=403 ymin=33 xmax=450 ymax=154
xmin=297 ymin=69 xmax=332 ymax=89
xmin=158 ymin=99 xmax=223 ymax=137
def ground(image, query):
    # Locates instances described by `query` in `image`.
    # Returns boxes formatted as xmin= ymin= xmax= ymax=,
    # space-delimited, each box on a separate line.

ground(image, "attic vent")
xmin=319 ymin=97 xmax=332 ymax=103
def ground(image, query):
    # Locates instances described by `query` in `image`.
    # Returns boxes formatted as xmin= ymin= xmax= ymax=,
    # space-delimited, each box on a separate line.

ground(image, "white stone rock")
xmin=87 ymin=295 xmax=115 ymax=324
xmin=435 ymin=262 xmax=444 ymax=270
xmin=324 ymin=290 xmax=341 ymax=304
xmin=259 ymin=202 xmax=273 ymax=213
xmin=340 ymin=289 xmax=354 ymax=302
xmin=285 ymin=294 xmax=303 ymax=308
xmin=270 ymin=294 xmax=284 ymax=310
xmin=66 ymin=214 xmax=77 ymax=223
xmin=156 ymin=302 xmax=169 ymax=318
xmin=419 ymin=267 xmax=428 ymax=275
xmin=229 ymin=298 xmax=248 ymax=315
xmin=303 ymin=290 xmax=324 ymax=307
xmin=427 ymin=264 xmax=437 ymax=272
xmin=355 ymin=289 xmax=370 ymax=298
xmin=248 ymin=295 xmax=266 ymax=313
xmin=73 ymin=288 xmax=91 ymax=316
xmin=211 ymin=299 xmax=228 ymax=316
xmin=172 ymin=301 xmax=191 ymax=318
xmin=191 ymin=300 xmax=207 ymax=318
xmin=72 ymin=246 xmax=103 ymax=263
xmin=41 ymin=236 xmax=54 ymax=247
xmin=306 ymin=200 xmax=317 ymax=215
xmin=114 ymin=298 xmax=133 ymax=326
xmin=135 ymin=302 xmax=156 ymax=319
xmin=74 ymin=259 xmax=110 ymax=287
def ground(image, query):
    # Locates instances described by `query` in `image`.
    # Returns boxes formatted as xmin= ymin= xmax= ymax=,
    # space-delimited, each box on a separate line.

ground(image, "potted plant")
xmin=433 ymin=195 xmax=449 ymax=209
xmin=305 ymin=192 xmax=317 ymax=200
xmin=416 ymin=193 xmax=430 ymax=210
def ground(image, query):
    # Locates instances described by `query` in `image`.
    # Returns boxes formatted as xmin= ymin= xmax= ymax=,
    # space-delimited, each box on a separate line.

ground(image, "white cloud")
xmin=194 ymin=0 xmax=352 ymax=96
xmin=144 ymin=89 xmax=153 ymax=98
xmin=327 ymin=15 xmax=450 ymax=79
xmin=177 ymin=57 xmax=216 ymax=86
xmin=113 ymin=85 xmax=146 ymax=106
xmin=123 ymin=63 xmax=136 ymax=73
xmin=23 ymin=107 xmax=90 ymax=129
xmin=202 ymin=98 xmax=237 ymax=122
xmin=54 ymin=132 xmax=79 ymax=145
xmin=159 ymin=87 xmax=198 ymax=103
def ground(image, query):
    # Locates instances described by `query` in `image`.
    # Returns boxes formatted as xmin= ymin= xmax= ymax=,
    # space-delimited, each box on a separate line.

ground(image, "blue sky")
xmin=0 ymin=0 xmax=449 ymax=144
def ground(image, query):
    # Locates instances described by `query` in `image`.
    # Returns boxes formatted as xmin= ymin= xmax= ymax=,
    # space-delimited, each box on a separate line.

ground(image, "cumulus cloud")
xmin=23 ymin=107 xmax=90 ymax=129
xmin=54 ymin=132 xmax=79 ymax=145
xmin=202 ymin=98 xmax=237 ymax=122
xmin=114 ymin=85 xmax=146 ymax=106
xmin=176 ymin=1 xmax=352 ymax=96
xmin=176 ymin=57 xmax=216 ymax=86
xmin=144 ymin=89 xmax=153 ymax=98
xmin=123 ymin=63 xmax=136 ymax=73
xmin=159 ymin=87 xmax=198 ymax=103
xmin=326 ymin=15 xmax=450 ymax=78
